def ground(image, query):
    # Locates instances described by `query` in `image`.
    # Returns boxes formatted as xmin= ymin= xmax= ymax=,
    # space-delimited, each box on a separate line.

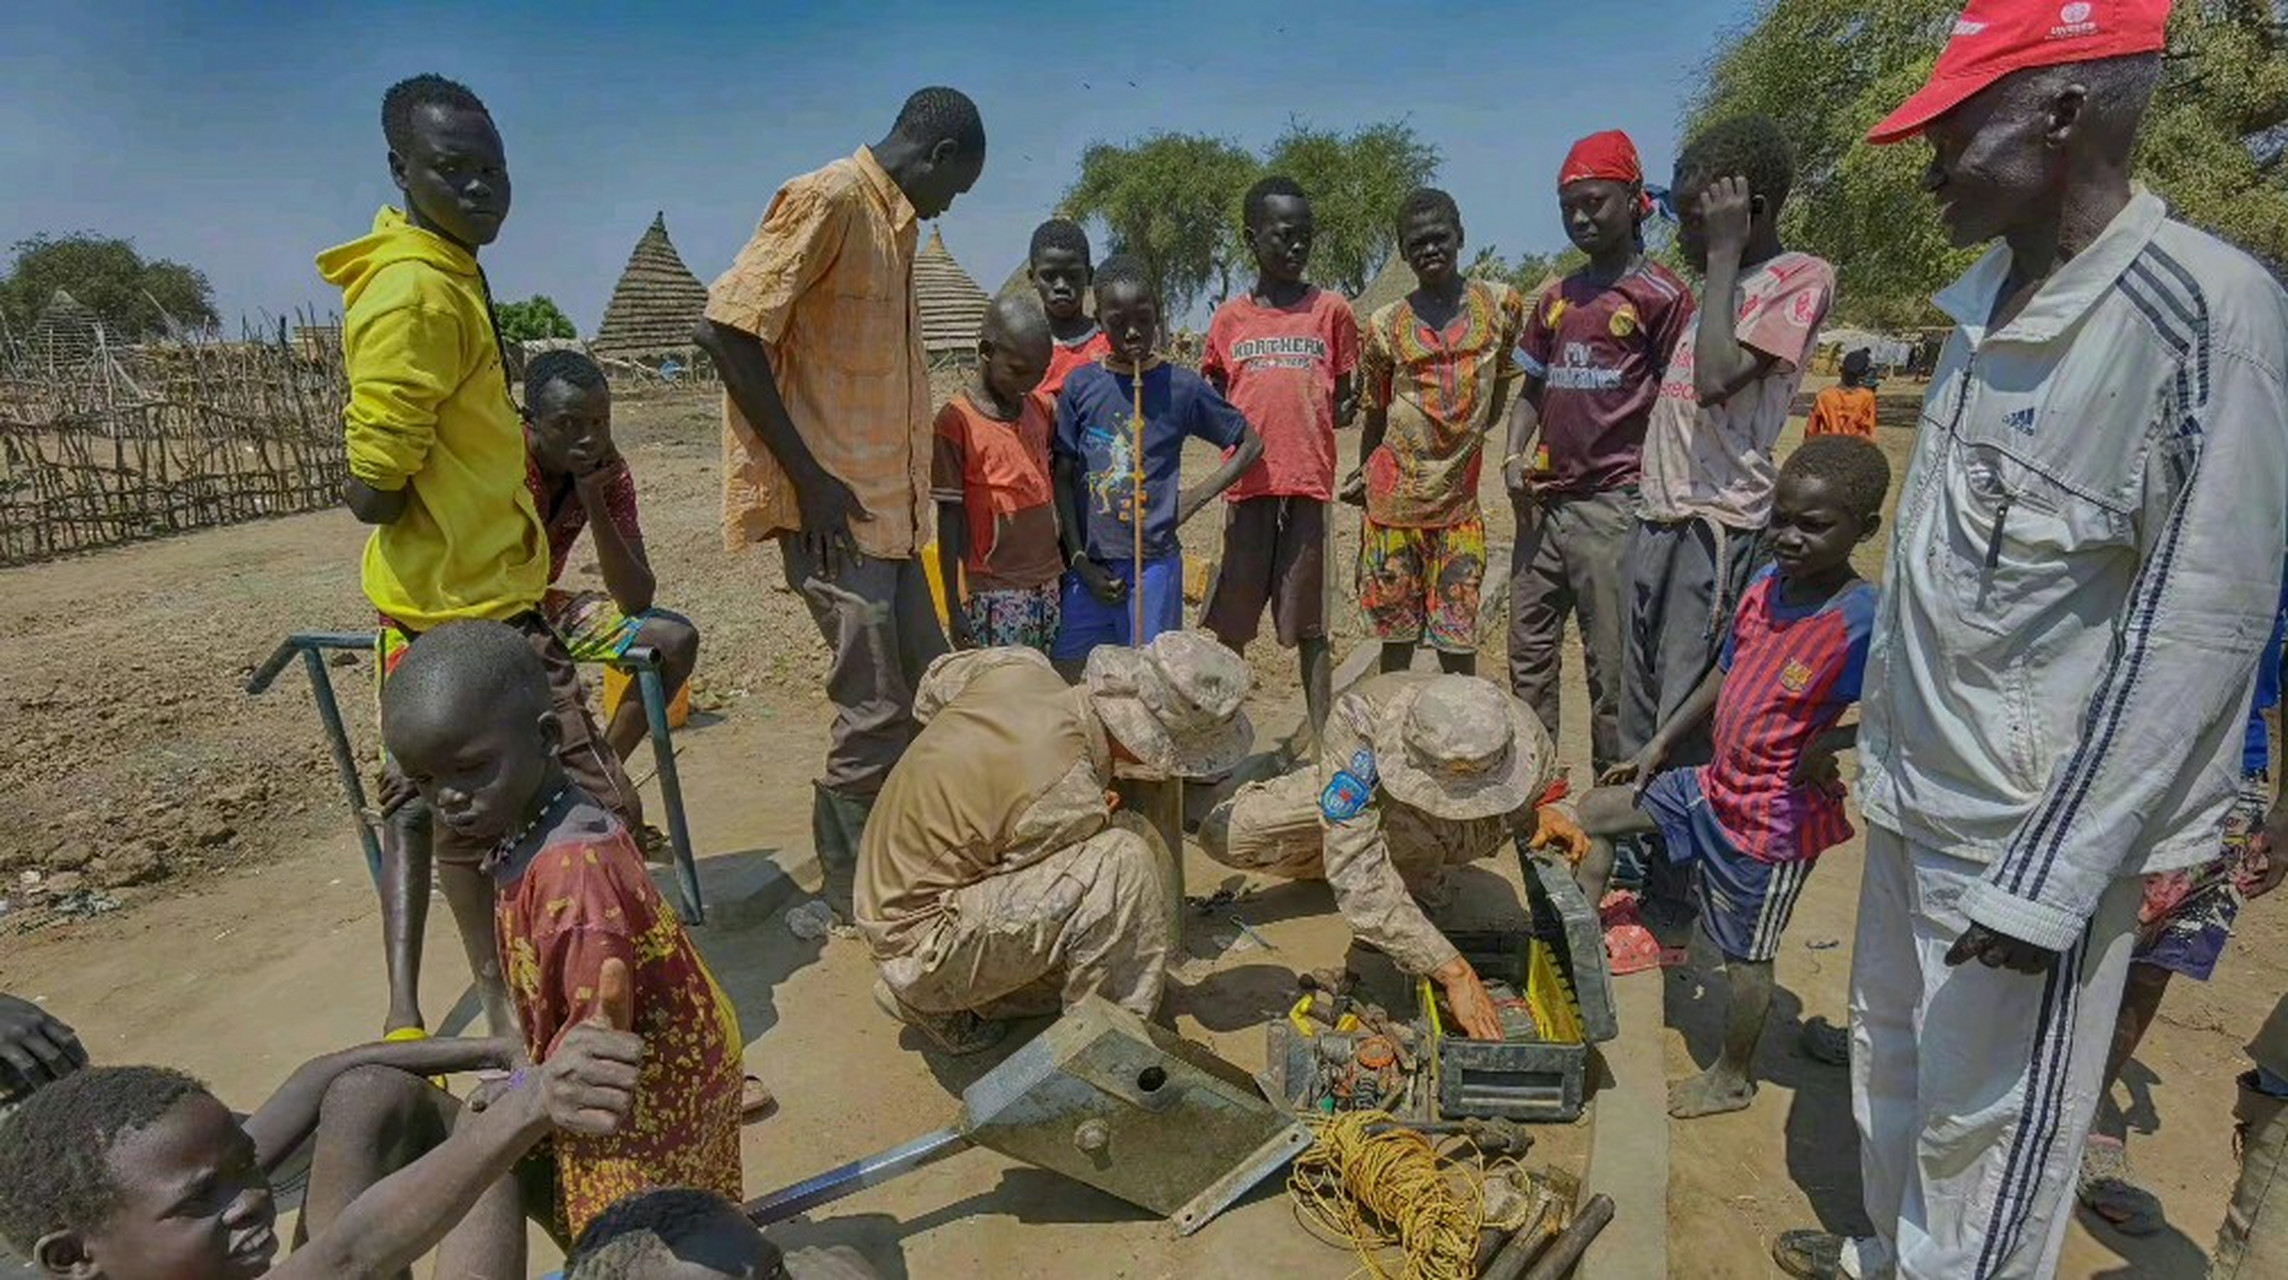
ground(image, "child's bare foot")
xmin=1668 ymin=1066 xmax=1756 ymax=1118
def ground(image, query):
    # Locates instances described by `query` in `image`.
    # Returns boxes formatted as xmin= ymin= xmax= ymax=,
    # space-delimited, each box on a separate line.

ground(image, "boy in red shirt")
xmin=1028 ymin=219 xmax=1111 ymax=402
xmin=1502 ymin=131 xmax=1696 ymax=773
xmin=1574 ymin=437 xmax=1887 ymax=1120
xmin=934 ymin=296 xmax=1061 ymax=653
xmin=1202 ymin=176 xmax=1359 ymax=744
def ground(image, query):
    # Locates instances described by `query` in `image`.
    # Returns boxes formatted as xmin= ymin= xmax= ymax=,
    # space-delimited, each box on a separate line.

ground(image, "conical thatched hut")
xmin=593 ymin=213 xmax=708 ymax=361
xmin=915 ymin=229 xmax=989 ymax=364
xmin=29 ymin=289 xmax=103 ymax=365
xmin=1352 ymin=255 xmax=1418 ymax=328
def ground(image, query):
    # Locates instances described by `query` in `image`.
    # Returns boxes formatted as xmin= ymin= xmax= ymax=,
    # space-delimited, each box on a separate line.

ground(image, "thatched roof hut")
xmin=29 ymin=289 xmax=103 ymax=365
xmin=915 ymin=229 xmax=989 ymax=361
xmin=1352 ymin=256 xmax=1413 ymax=326
xmin=593 ymin=213 xmax=708 ymax=360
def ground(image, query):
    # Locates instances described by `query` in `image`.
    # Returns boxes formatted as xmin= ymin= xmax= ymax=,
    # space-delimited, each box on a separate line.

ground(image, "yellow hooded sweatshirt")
xmin=317 ymin=207 xmax=546 ymax=631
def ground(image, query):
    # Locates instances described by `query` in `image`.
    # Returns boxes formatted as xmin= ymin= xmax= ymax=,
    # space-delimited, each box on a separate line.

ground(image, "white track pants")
xmin=1845 ymin=826 xmax=2141 ymax=1279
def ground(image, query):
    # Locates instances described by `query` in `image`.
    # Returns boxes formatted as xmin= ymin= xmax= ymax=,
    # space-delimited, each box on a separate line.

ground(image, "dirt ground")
xmin=2 ymin=379 xmax=2279 ymax=1277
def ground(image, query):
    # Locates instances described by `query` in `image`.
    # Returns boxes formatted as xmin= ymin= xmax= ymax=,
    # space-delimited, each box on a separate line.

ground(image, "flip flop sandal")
xmin=1800 ymin=1016 xmax=1851 ymax=1067
xmin=2077 ymin=1135 xmax=2165 ymax=1236
xmin=740 ymin=1073 xmax=776 ymax=1122
xmin=1606 ymin=921 xmax=1666 ymax=975
xmin=382 ymin=1026 xmax=449 ymax=1090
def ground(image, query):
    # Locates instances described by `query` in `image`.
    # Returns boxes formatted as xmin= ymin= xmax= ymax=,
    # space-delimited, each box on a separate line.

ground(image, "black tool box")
xmin=1262 ymin=847 xmax=1617 ymax=1124
xmin=1420 ymin=848 xmax=1619 ymax=1123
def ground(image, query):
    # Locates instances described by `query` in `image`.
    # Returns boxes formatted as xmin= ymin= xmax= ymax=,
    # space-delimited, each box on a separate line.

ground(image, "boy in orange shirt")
xmin=934 ymin=297 xmax=1061 ymax=653
xmin=1805 ymin=348 xmax=1878 ymax=439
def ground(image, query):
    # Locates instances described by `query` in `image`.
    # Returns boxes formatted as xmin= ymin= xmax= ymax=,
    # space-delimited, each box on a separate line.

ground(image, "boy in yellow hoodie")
xmin=318 ymin=74 xmax=642 ymax=1040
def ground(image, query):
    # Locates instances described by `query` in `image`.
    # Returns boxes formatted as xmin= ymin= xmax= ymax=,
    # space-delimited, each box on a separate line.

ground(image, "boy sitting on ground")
xmin=1805 ymin=348 xmax=1877 ymax=440
xmin=1200 ymin=176 xmax=1359 ymax=748
xmin=0 ymin=1015 xmax=641 ymax=1278
xmin=524 ymin=349 xmax=703 ymax=773
xmin=1345 ymin=188 xmax=1527 ymax=678
xmin=561 ymin=1187 xmax=877 ymax=1279
xmin=1575 ymin=436 xmax=1886 ymax=1119
xmin=933 ymin=297 xmax=1063 ymax=654
xmin=1050 ymin=256 xmax=1263 ymax=672
xmin=1028 ymin=219 xmax=1110 ymax=403
xmin=381 ymin=620 xmax=746 ymax=1238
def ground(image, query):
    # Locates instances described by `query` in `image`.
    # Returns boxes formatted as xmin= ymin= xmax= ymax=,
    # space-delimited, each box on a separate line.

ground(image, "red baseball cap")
xmin=1866 ymin=1 xmax=2171 ymax=145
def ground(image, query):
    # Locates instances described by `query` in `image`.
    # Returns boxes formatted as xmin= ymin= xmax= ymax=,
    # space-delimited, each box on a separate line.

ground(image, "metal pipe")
xmin=299 ymin=644 xmax=381 ymax=885
xmin=626 ymin=645 xmax=704 ymax=925
xmin=1514 ymin=1192 xmax=1615 ymax=1280
xmin=744 ymin=1127 xmax=970 ymax=1226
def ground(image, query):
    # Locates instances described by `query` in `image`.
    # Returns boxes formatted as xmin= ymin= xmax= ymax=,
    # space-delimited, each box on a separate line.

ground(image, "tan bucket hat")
xmin=1084 ymin=631 xmax=1255 ymax=779
xmin=1372 ymin=676 xmax=1555 ymax=821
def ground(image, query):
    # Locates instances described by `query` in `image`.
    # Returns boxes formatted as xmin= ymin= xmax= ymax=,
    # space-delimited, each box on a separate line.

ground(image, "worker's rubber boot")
xmin=2215 ymin=1071 xmax=2288 ymax=1278
xmin=811 ymin=783 xmax=873 ymax=923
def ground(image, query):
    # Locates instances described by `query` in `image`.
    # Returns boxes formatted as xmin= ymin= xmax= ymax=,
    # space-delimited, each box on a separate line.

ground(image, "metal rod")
xmin=1512 ymin=1192 xmax=1615 ymax=1280
xmin=625 ymin=645 xmax=705 ymax=925
xmin=300 ymin=644 xmax=381 ymax=885
xmin=743 ymin=1127 xmax=970 ymax=1226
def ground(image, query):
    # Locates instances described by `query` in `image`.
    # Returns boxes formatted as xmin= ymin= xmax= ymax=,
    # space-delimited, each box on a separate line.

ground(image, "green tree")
xmin=0 ymin=233 xmax=218 ymax=340
xmin=1062 ymin=133 xmax=1261 ymax=317
xmin=1262 ymin=121 xmax=1442 ymax=297
xmin=1693 ymin=1 xmax=2288 ymax=325
xmin=496 ymin=294 xmax=576 ymax=342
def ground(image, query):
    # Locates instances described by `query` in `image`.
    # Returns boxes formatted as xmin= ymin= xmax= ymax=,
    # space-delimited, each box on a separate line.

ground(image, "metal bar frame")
xmin=247 ymin=630 xmax=706 ymax=923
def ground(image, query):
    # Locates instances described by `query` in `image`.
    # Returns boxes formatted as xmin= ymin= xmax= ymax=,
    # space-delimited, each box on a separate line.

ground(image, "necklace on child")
xmin=488 ymin=784 xmax=571 ymax=871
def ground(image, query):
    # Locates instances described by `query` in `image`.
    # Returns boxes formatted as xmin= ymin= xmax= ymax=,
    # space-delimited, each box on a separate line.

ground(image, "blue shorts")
xmin=1641 ymin=767 xmax=1815 ymax=963
xmin=1051 ymin=555 xmax=1185 ymax=662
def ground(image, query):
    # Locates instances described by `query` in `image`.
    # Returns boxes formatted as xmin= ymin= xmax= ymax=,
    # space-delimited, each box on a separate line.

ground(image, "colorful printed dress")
xmin=494 ymin=802 xmax=744 ymax=1233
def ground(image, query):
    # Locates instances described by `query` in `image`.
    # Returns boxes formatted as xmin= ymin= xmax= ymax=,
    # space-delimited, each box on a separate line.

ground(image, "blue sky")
xmin=1 ymin=0 xmax=1755 ymax=332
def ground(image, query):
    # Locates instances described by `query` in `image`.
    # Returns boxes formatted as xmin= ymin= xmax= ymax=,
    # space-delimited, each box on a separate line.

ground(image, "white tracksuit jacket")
xmin=1858 ymin=190 xmax=2288 ymax=951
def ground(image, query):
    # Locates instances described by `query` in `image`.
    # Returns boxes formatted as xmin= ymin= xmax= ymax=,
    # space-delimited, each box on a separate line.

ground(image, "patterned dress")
xmin=495 ymin=803 xmax=744 ymax=1233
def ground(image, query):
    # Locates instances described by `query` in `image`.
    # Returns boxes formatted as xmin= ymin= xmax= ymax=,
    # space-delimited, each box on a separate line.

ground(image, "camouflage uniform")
xmin=1200 ymin=672 xmax=1553 ymax=977
xmin=860 ymin=636 xmax=1252 ymax=1022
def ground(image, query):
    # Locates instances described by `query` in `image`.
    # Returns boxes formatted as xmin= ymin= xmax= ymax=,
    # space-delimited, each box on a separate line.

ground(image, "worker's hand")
xmin=1700 ymin=175 xmax=1756 ymax=264
xmin=794 ymin=468 xmax=869 ymax=581
xmin=0 ymin=993 xmax=87 ymax=1097
xmin=1432 ymin=956 xmax=1504 ymax=1041
xmin=1528 ymin=805 xmax=1591 ymax=866
xmin=1338 ymin=469 xmax=1368 ymax=509
xmin=2245 ymin=801 xmax=2288 ymax=900
xmin=539 ymin=958 xmax=642 ymax=1137
xmin=1073 ymin=556 xmax=1128 ymax=606
xmin=1944 ymin=923 xmax=2058 ymax=975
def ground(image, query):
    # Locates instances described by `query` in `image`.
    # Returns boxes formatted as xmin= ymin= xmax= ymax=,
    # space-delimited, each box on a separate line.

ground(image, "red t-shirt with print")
xmin=1201 ymin=287 xmax=1359 ymax=502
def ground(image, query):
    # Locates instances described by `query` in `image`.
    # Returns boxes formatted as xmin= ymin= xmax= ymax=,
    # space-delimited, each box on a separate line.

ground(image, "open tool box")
xmin=1263 ymin=849 xmax=1616 ymax=1124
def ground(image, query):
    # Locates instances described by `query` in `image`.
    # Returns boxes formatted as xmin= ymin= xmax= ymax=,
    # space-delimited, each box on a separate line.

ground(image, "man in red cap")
xmin=1773 ymin=4 xmax=2288 ymax=1277
xmin=1501 ymin=130 xmax=1695 ymax=775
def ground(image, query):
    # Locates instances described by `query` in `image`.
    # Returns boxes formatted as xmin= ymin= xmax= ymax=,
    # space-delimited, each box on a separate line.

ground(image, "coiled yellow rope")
xmin=1288 ymin=1109 xmax=1486 ymax=1280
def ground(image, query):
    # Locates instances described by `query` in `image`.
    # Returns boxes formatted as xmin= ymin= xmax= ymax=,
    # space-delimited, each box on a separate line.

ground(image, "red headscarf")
xmin=1559 ymin=130 xmax=1653 ymax=214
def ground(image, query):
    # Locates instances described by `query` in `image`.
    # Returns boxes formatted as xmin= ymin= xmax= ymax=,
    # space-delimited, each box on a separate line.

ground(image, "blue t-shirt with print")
xmin=1053 ymin=360 xmax=1248 ymax=562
